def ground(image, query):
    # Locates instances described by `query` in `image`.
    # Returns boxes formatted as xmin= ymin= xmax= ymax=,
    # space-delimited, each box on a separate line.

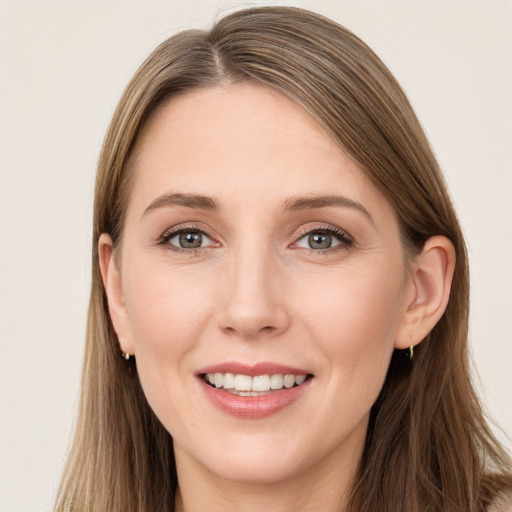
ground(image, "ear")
xmin=98 ymin=233 xmax=135 ymax=356
xmin=395 ymin=236 xmax=456 ymax=350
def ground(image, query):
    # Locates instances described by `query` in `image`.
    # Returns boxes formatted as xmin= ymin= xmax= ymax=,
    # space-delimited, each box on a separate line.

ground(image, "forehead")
xmin=133 ymin=82 xmax=348 ymax=174
xmin=127 ymin=82 xmax=395 ymax=224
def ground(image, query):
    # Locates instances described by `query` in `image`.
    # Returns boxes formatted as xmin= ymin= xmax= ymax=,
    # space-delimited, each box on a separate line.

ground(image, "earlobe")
xmin=98 ymin=234 xmax=134 ymax=356
xmin=395 ymin=236 xmax=456 ymax=350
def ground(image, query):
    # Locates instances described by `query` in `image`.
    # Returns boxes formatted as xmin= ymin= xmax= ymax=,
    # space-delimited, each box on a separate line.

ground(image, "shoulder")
xmin=489 ymin=492 xmax=512 ymax=512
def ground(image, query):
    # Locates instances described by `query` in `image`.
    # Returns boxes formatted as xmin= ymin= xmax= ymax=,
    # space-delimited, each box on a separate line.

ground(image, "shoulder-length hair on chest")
xmin=56 ymin=6 xmax=512 ymax=512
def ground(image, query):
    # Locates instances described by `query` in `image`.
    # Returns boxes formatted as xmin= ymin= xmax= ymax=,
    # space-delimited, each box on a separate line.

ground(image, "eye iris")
xmin=179 ymin=230 xmax=202 ymax=248
xmin=308 ymin=232 xmax=332 ymax=249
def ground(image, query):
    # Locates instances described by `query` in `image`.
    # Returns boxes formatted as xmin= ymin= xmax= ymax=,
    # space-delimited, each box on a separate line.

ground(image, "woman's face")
xmin=108 ymin=83 xmax=414 ymax=485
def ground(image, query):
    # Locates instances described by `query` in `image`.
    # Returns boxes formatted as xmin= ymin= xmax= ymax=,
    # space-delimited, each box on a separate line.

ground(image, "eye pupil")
xmin=308 ymin=232 xmax=332 ymax=249
xmin=179 ymin=230 xmax=203 ymax=248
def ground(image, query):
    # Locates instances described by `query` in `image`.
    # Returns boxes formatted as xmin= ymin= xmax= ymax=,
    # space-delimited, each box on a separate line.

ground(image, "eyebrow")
xmin=283 ymin=195 xmax=374 ymax=224
xmin=142 ymin=192 xmax=373 ymax=224
xmin=142 ymin=192 xmax=218 ymax=217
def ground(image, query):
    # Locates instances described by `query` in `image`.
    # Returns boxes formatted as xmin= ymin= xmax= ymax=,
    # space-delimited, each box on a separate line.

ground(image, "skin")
xmin=100 ymin=83 xmax=455 ymax=512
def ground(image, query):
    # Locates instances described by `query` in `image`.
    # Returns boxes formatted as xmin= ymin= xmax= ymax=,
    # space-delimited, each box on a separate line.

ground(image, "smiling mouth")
xmin=202 ymin=372 xmax=311 ymax=396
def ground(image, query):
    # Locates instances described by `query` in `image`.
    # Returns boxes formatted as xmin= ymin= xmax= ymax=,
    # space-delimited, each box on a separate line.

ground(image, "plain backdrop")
xmin=1 ymin=1 xmax=511 ymax=511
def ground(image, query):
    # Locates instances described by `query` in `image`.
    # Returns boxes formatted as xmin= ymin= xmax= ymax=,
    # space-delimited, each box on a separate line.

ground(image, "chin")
xmin=173 ymin=414 xmax=368 ymax=488
xmin=198 ymin=444 xmax=311 ymax=485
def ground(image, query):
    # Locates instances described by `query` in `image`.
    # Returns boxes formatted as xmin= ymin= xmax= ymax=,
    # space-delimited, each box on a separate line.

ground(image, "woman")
xmin=55 ymin=6 xmax=512 ymax=512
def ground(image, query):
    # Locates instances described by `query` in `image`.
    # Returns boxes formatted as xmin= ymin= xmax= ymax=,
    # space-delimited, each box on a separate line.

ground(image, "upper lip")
xmin=197 ymin=361 xmax=313 ymax=377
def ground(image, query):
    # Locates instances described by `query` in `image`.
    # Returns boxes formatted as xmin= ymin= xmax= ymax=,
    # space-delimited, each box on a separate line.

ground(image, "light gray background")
xmin=1 ymin=1 xmax=511 ymax=511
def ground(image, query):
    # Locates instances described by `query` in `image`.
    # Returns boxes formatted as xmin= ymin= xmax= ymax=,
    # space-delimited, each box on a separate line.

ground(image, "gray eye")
xmin=168 ymin=229 xmax=212 ymax=249
xmin=308 ymin=232 xmax=332 ymax=249
xmin=179 ymin=230 xmax=203 ymax=248
xmin=296 ymin=230 xmax=342 ymax=250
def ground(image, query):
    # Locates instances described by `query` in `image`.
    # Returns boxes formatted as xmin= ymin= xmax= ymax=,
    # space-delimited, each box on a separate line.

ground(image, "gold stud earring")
xmin=118 ymin=338 xmax=131 ymax=361
xmin=408 ymin=334 xmax=414 ymax=360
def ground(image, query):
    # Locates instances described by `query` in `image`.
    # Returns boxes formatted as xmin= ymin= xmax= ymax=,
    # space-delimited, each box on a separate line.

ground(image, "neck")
xmin=173 ymin=427 xmax=365 ymax=512
xmin=174 ymin=468 xmax=355 ymax=512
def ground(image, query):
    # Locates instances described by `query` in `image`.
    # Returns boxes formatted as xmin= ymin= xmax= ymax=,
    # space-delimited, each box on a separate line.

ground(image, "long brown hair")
xmin=55 ymin=7 xmax=512 ymax=511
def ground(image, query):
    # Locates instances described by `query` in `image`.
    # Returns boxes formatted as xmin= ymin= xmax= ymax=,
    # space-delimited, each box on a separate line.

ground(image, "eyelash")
xmin=157 ymin=224 xmax=218 ymax=254
xmin=293 ymin=224 xmax=354 ymax=254
xmin=157 ymin=223 xmax=354 ymax=255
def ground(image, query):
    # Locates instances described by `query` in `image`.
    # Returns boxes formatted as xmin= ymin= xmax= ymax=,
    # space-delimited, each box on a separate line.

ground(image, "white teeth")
xmin=205 ymin=372 xmax=308 ymax=392
xmin=252 ymin=375 xmax=271 ymax=392
xmin=270 ymin=374 xmax=284 ymax=389
xmin=223 ymin=372 xmax=235 ymax=389
xmin=295 ymin=375 xmax=306 ymax=385
xmin=234 ymin=374 xmax=252 ymax=391
xmin=283 ymin=374 xmax=295 ymax=388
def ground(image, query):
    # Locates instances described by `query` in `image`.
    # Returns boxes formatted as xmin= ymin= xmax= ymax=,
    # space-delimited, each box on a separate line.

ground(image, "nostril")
xmin=222 ymin=324 xmax=278 ymax=340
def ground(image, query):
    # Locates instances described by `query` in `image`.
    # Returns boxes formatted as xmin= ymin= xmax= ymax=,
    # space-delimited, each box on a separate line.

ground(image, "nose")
xmin=217 ymin=245 xmax=290 ymax=341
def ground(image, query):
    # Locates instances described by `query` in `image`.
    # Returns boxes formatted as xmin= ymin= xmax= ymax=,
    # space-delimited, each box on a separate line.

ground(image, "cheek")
xmin=297 ymin=263 xmax=405 ymax=380
xmin=125 ymin=261 xmax=212 ymax=355
xmin=121 ymin=261 xmax=214 ymax=425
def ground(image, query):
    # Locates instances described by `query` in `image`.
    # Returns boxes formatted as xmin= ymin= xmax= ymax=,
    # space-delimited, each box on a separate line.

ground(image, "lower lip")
xmin=200 ymin=378 xmax=312 ymax=419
